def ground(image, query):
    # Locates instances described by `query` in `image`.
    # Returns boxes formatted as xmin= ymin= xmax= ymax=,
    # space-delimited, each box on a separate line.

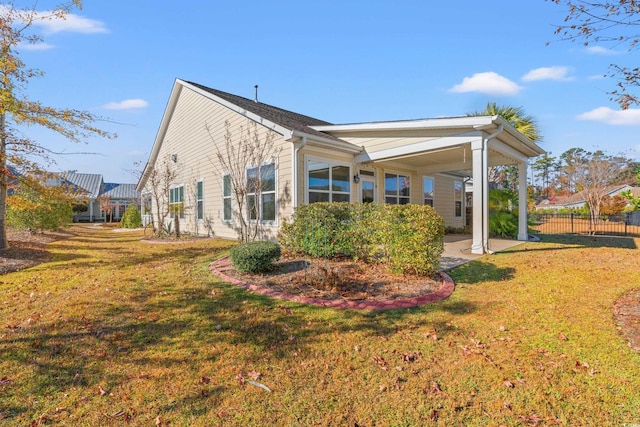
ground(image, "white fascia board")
xmin=137 ymin=79 xmax=184 ymax=191
xmin=292 ymin=130 xmax=363 ymax=154
xmin=477 ymin=116 xmax=545 ymax=157
xmin=178 ymin=79 xmax=293 ymax=139
xmin=312 ymin=116 xmax=494 ymax=133
xmin=355 ymin=132 xmax=482 ymax=163
xmin=490 ymin=139 xmax=529 ymax=163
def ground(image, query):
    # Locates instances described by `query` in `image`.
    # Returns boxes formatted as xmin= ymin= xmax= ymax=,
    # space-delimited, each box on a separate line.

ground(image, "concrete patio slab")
xmin=440 ymin=235 xmax=525 ymax=270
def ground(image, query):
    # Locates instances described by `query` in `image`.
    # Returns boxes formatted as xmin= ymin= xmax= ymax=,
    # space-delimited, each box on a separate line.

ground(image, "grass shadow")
xmin=447 ymin=260 xmax=515 ymax=284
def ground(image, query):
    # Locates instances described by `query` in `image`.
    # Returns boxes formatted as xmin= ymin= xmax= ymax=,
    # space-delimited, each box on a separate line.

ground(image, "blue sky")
xmin=16 ymin=0 xmax=640 ymax=183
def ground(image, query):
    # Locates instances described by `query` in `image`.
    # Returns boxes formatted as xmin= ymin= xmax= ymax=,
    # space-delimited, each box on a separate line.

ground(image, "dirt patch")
xmin=221 ymin=256 xmax=442 ymax=301
xmin=1 ymin=230 xmax=75 ymax=274
xmin=614 ymin=288 xmax=640 ymax=354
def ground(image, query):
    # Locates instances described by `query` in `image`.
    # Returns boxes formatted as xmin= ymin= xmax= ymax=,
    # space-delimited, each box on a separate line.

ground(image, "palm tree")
xmin=467 ymin=102 xmax=543 ymax=190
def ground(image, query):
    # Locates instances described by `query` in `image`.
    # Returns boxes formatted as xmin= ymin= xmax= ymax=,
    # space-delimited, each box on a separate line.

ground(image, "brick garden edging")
xmin=209 ymin=257 xmax=455 ymax=310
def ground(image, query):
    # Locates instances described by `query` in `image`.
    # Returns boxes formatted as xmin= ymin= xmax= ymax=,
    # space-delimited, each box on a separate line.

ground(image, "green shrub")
xmin=278 ymin=202 xmax=367 ymax=258
xmin=279 ymin=203 xmax=444 ymax=276
xmin=7 ymin=180 xmax=73 ymax=231
xmin=120 ymin=204 xmax=143 ymax=229
xmin=229 ymin=241 xmax=281 ymax=274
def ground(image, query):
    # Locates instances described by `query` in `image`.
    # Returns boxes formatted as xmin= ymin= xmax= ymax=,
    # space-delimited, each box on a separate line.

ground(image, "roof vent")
xmin=254 ymin=84 xmax=258 ymax=103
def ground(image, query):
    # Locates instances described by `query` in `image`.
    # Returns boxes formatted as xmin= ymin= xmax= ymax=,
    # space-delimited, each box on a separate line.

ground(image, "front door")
xmin=360 ymin=176 xmax=376 ymax=203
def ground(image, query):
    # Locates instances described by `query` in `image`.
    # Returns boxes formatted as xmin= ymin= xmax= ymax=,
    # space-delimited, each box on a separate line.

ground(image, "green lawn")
xmin=1 ymin=225 xmax=639 ymax=426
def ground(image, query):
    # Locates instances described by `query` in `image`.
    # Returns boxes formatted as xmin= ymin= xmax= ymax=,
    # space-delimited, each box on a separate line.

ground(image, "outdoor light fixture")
xmin=171 ymin=154 xmax=178 ymax=163
xmin=353 ymin=174 xmax=360 ymax=183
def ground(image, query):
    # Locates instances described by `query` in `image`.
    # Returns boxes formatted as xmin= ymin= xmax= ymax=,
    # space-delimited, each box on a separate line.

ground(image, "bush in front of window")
xmin=229 ymin=241 xmax=282 ymax=274
xmin=279 ymin=202 xmax=444 ymax=276
xmin=278 ymin=202 xmax=367 ymax=259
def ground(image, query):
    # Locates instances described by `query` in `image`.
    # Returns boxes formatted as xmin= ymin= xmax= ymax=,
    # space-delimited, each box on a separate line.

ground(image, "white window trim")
xmin=246 ymin=161 xmax=278 ymax=226
xmin=222 ymin=173 xmax=232 ymax=223
xmin=196 ymin=179 xmax=204 ymax=221
xmin=423 ymin=175 xmax=434 ymax=207
xmin=454 ymin=180 xmax=463 ymax=219
xmin=383 ymin=169 xmax=411 ymax=205
xmin=169 ymin=184 xmax=185 ymax=219
xmin=304 ymin=154 xmax=352 ymax=204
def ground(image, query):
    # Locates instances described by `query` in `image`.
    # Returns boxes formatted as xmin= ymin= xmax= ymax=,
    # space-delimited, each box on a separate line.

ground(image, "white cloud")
xmin=18 ymin=41 xmax=54 ymax=51
xmin=522 ymin=66 xmax=573 ymax=82
xmin=588 ymin=74 xmax=606 ymax=81
xmin=32 ymin=12 xmax=108 ymax=34
xmin=449 ymin=72 xmax=522 ymax=96
xmin=103 ymin=99 xmax=149 ymax=110
xmin=577 ymin=107 xmax=640 ymax=125
xmin=586 ymin=46 xmax=620 ymax=55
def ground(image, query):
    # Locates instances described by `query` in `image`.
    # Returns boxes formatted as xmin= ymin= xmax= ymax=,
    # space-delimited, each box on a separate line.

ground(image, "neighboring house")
xmin=536 ymin=185 xmax=640 ymax=211
xmin=137 ymin=79 xmax=544 ymax=254
xmin=55 ymin=171 xmax=140 ymax=222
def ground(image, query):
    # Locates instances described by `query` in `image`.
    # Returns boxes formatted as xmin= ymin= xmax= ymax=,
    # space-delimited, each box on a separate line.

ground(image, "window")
xmin=385 ymin=172 xmax=410 ymax=204
xmin=223 ymin=174 xmax=232 ymax=222
xmin=247 ymin=163 xmax=276 ymax=222
xmin=454 ymin=181 xmax=463 ymax=218
xmin=196 ymin=180 xmax=204 ymax=220
xmin=307 ymin=159 xmax=350 ymax=203
xmin=423 ymin=177 xmax=434 ymax=207
xmin=169 ymin=185 xmax=184 ymax=218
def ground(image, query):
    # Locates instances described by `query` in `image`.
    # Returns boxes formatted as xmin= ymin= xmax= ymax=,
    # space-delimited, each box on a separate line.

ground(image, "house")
xmin=137 ymin=79 xmax=545 ymax=254
xmin=56 ymin=171 xmax=140 ymax=222
xmin=535 ymin=185 xmax=640 ymax=211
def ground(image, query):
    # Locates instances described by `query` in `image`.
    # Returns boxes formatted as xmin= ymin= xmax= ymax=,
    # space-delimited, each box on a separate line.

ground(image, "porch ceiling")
xmin=364 ymin=142 xmax=523 ymax=174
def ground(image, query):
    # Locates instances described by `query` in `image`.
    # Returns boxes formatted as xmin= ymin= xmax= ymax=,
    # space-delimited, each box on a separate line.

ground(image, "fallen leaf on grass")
xmin=429 ymin=409 xmax=438 ymax=421
xmin=248 ymin=370 xmax=261 ymax=381
xmin=503 ymin=380 xmax=515 ymax=388
xmin=428 ymin=381 xmax=443 ymax=395
xmin=98 ymin=385 xmax=107 ymax=396
xmin=246 ymin=380 xmax=272 ymax=393
xmin=200 ymin=376 xmax=210 ymax=384
xmin=0 ymin=377 xmax=11 ymax=386
xmin=557 ymin=332 xmax=568 ymax=341
xmin=104 ymin=410 xmax=126 ymax=418
xmin=371 ymin=356 xmax=388 ymax=371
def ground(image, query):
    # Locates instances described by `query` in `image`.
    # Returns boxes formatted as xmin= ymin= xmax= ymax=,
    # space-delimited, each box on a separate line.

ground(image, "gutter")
xmin=292 ymin=136 xmax=307 ymax=208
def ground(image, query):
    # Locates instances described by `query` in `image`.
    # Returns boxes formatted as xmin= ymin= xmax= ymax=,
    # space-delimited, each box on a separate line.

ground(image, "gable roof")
xmin=138 ymin=79 xmax=361 ymax=191
xmin=185 ymin=81 xmax=338 ymax=142
xmin=61 ymin=172 xmax=103 ymax=198
xmin=102 ymin=183 xmax=139 ymax=200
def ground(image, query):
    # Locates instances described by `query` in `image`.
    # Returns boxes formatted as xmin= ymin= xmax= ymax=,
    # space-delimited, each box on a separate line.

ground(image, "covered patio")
xmin=314 ymin=116 xmax=545 ymax=254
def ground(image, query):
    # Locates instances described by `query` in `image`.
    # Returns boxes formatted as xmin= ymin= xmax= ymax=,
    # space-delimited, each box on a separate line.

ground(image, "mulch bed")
xmin=220 ymin=256 xmax=442 ymax=301
xmin=613 ymin=288 xmax=640 ymax=354
xmin=0 ymin=230 xmax=75 ymax=275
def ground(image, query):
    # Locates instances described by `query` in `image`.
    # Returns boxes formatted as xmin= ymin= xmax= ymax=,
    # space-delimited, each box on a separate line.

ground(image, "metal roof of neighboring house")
xmin=185 ymin=81 xmax=342 ymax=142
xmin=61 ymin=172 xmax=103 ymax=198
xmin=102 ymin=183 xmax=140 ymax=200
xmin=536 ymin=185 xmax=638 ymax=208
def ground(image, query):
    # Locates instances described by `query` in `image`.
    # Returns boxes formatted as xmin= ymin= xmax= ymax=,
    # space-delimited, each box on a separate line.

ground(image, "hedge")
xmin=279 ymin=202 xmax=444 ymax=276
xmin=229 ymin=241 xmax=282 ymax=274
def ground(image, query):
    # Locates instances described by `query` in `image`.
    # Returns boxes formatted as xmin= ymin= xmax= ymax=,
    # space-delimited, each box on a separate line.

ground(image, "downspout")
xmin=482 ymin=124 xmax=503 ymax=254
xmin=292 ymin=136 xmax=308 ymax=209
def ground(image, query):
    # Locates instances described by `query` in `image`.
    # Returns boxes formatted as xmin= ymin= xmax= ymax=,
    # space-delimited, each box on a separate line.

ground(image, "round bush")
xmin=229 ymin=241 xmax=281 ymax=274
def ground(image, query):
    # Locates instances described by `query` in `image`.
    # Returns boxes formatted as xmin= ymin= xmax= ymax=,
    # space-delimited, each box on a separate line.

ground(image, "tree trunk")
xmin=0 ymin=112 xmax=8 ymax=250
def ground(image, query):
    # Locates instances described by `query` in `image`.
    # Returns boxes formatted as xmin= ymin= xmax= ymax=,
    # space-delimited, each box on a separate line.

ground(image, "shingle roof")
xmin=185 ymin=81 xmax=342 ymax=142
xmin=102 ymin=183 xmax=140 ymax=200
xmin=61 ymin=172 xmax=103 ymax=198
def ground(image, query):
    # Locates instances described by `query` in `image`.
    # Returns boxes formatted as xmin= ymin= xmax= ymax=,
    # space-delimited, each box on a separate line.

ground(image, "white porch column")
xmin=471 ymin=139 xmax=485 ymax=254
xmin=89 ymin=199 xmax=94 ymax=222
xmin=518 ymin=161 xmax=528 ymax=241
